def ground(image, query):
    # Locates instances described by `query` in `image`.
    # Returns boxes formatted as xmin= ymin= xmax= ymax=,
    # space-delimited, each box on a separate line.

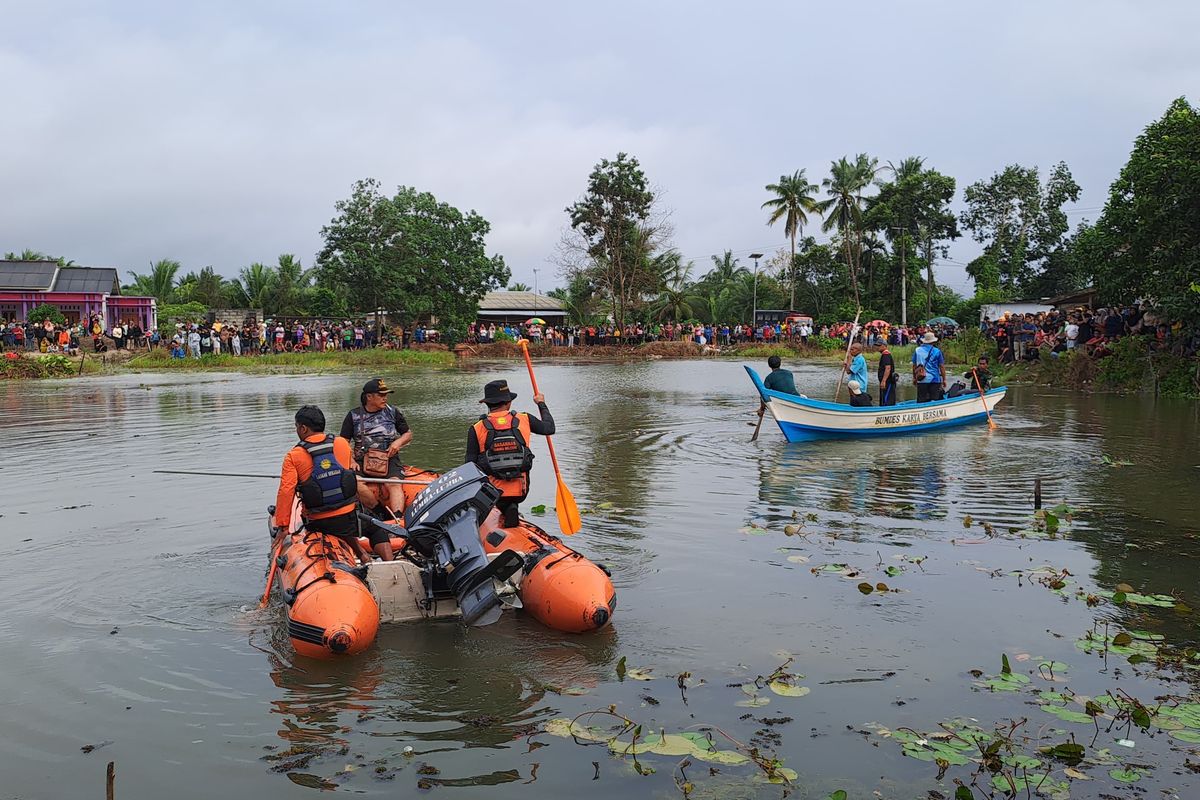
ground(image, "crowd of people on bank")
xmin=981 ymin=303 xmax=1194 ymax=362
xmin=0 ymin=314 xmax=151 ymax=355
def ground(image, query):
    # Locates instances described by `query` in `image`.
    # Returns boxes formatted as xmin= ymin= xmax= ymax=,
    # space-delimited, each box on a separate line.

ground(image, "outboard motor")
xmin=403 ymin=464 xmax=522 ymax=626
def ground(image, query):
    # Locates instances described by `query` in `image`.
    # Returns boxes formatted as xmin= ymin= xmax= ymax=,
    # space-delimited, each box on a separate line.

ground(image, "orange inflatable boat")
xmin=266 ymin=463 xmax=615 ymax=658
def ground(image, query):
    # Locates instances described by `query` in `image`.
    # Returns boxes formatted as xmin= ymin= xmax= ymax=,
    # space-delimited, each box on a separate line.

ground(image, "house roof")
xmin=0 ymin=260 xmax=58 ymax=290
xmin=52 ymin=267 xmax=120 ymax=294
xmin=478 ymin=291 xmax=565 ymax=313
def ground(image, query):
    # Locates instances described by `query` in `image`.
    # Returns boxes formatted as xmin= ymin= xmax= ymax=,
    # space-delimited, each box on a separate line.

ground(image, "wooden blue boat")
xmin=745 ymin=366 xmax=1005 ymax=442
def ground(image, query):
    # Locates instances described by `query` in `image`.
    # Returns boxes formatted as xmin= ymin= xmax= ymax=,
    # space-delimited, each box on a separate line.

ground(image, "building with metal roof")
xmin=476 ymin=290 xmax=566 ymax=325
xmin=0 ymin=260 xmax=155 ymax=329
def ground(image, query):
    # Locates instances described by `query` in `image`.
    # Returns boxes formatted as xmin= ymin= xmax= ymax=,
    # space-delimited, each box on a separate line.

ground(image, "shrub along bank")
xmin=996 ymin=338 xmax=1199 ymax=398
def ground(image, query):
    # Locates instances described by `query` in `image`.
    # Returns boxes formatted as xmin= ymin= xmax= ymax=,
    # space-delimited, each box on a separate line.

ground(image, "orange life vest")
xmin=472 ymin=411 xmax=533 ymax=498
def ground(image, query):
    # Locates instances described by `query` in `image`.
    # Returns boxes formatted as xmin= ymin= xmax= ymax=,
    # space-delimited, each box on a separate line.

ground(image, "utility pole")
xmin=532 ymin=268 xmax=539 ymax=316
xmin=749 ymin=252 xmax=763 ymax=329
xmin=891 ymin=227 xmax=907 ymax=327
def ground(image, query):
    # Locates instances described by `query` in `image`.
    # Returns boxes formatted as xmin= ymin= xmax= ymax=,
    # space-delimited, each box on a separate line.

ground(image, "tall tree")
xmin=762 ymin=170 xmax=821 ymax=310
xmin=865 ymin=163 xmax=958 ymax=319
xmin=271 ymin=254 xmax=312 ymax=317
xmin=651 ymin=256 xmax=696 ymax=322
xmin=1086 ymin=97 xmax=1200 ymax=329
xmin=126 ymin=258 xmax=181 ymax=302
xmin=960 ymin=162 xmax=1080 ymax=294
xmin=318 ymin=179 xmax=508 ymax=340
xmin=818 ymin=154 xmax=878 ymax=307
xmin=562 ymin=153 xmax=661 ymax=330
xmin=507 ymin=282 xmax=532 ymax=292
xmin=230 ymin=262 xmax=277 ymax=309
xmin=4 ymin=248 xmax=52 ymax=261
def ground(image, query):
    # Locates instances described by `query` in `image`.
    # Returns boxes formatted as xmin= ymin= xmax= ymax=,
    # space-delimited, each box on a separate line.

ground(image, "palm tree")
xmin=880 ymin=156 xmax=925 ymax=186
xmin=271 ymin=254 xmax=313 ymax=316
xmin=126 ymin=259 xmax=181 ymax=302
xmin=860 ymin=234 xmax=887 ymax=300
xmin=762 ymin=170 xmax=821 ymax=310
xmin=705 ymin=250 xmax=748 ymax=285
xmin=652 ymin=256 xmax=696 ymax=322
xmin=508 ymin=282 xmax=532 ymax=292
xmin=818 ymin=154 xmax=878 ymax=307
xmin=4 ymin=248 xmax=52 ymax=261
xmin=230 ymin=262 xmax=277 ymax=309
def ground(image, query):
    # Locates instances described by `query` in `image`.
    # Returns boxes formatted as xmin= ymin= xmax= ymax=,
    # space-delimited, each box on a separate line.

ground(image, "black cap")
xmin=480 ymin=380 xmax=517 ymax=405
xmin=295 ymin=405 xmax=326 ymax=431
xmin=361 ymin=377 xmax=393 ymax=396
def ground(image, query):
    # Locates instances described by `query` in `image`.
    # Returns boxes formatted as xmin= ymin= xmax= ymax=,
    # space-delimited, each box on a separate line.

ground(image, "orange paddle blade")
xmin=555 ymin=478 xmax=582 ymax=535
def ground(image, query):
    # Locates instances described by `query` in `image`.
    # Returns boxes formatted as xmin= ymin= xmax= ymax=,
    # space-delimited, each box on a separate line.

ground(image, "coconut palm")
xmin=508 ymin=282 xmax=532 ymax=292
xmin=705 ymin=250 xmax=747 ymax=285
xmin=271 ymin=254 xmax=313 ymax=316
xmin=762 ymin=170 xmax=821 ymax=310
xmin=652 ymin=256 xmax=696 ymax=322
xmin=126 ymin=259 xmax=181 ymax=302
xmin=818 ymin=154 xmax=878 ymax=306
xmin=880 ymin=156 xmax=925 ymax=186
xmin=230 ymin=262 xmax=277 ymax=309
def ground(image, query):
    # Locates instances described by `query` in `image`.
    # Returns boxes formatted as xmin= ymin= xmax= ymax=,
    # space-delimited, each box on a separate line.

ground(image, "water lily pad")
xmin=786 ymin=555 xmax=810 ymax=564
xmin=1170 ymin=729 xmax=1200 ymax=743
xmin=1041 ymin=704 xmax=1095 ymax=725
xmin=857 ymin=582 xmax=873 ymax=595
xmin=736 ymin=696 xmax=771 ymax=708
xmin=691 ymin=748 xmax=751 ymax=765
xmin=543 ymin=718 xmax=613 ymax=742
xmin=768 ymin=680 xmax=810 ymax=697
xmin=885 ymin=565 xmax=903 ymax=577
xmin=1003 ymin=754 xmax=1043 ymax=770
xmin=625 ymin=667 xmax=655 ymax=681
xmin=529 ymin=504 xmax=547 ymax=515
xmin=1097 ymin=590 xmax=1176 ymax=608
xmin=1109 ymin=768 xmax=1142 ymax=783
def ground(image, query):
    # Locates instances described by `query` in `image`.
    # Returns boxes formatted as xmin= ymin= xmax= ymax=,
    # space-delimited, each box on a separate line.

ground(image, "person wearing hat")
xmin=340 ymin=378 xmax=412 ymax=522
xmin=912 ymin=331 xmax=946 ymax=402
xmin=465 ymin=379 xmax=555 ymax=528
xmin=847 ymin=379 xmax=873 ymax=407
xmin=275 ymin=405 xmax=378 ymax=566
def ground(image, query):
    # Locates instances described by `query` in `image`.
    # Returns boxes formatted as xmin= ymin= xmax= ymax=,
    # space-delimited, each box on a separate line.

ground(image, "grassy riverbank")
xmin=994 ymin=338 xmax=1200 ymax=398
xmin=123 ymin=348 xmax=457 ymax=372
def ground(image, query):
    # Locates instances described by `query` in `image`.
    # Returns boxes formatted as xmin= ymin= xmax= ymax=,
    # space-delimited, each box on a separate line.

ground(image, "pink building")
xmin=0 ymin=260 xmax=157 ymax=329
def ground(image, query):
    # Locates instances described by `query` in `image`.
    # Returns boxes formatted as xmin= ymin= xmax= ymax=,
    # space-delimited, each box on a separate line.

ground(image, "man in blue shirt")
xmin=763 ymin=355 xmax=798 ymax=395
xmin=845 ymin=343 xmax=869 ymax=395
xmin=912 ymin=331 xmax=946 ymax=402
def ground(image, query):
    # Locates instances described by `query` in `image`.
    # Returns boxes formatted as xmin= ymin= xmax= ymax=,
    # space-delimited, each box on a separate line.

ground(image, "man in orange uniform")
xmin=465 ymin=380 xmax=555 ymax=528
xmin=275 ymin=405 xmax=394 ymax=564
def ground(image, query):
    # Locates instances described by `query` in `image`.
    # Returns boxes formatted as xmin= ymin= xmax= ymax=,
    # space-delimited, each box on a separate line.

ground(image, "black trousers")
xmin=879 ymin=381 xmax=898 ymax=406
xmin=916 ymin=382 xmax=944 ymax=403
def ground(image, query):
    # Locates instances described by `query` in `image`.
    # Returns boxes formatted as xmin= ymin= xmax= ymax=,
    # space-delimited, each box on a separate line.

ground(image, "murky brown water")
xmin=2 ymin=361 xmax=1198 ymax=799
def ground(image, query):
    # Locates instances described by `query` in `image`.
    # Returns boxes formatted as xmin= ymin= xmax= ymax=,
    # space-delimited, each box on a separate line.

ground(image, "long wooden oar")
xmin=259 ymin=534 xmax=285 ymax=608
xmin=517 ymin=340 xmax=582 ymax=535
xmin=152 ymin=469 xmax=429 ymax=485
xmin=970 ymin=368 xmax=998 ymax=430
xmin=750 ymin=402 xmax=766 ymax=442
xmin=832 ymin=309 xmax=863 ymax=402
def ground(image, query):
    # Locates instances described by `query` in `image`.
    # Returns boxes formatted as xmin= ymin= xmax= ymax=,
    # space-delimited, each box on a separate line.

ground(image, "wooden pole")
xmin=1034 ymin=478 xmax=1042 ymax=510
xmin=833 ymin=309 xmax=863 ymax=402
xmin=106 ymin=761 xmax=115 ymax=800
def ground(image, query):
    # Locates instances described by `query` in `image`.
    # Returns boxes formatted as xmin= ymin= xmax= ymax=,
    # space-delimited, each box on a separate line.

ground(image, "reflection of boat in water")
xmin=745 ymin=366 xmax=1005 ymax=442
xmin=268 ymin=464 xmax=616 ymax=659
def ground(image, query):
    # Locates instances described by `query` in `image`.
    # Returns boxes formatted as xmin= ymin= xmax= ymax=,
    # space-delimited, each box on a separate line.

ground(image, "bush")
xmin=1 ymin=353 xmax=74 ymax=379
xmin=27 ymin=304 xmax=67 ymax=326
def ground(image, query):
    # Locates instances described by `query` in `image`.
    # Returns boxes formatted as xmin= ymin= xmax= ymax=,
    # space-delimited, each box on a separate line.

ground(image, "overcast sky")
xmin=3 ymin=1 xmax=1196 ymax=298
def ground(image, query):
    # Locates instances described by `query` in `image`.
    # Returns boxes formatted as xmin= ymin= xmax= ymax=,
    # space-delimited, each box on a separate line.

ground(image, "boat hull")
xmin=269 ymin=467 xmax=615 ymax=659
xmin=745 ymin=366 xmax=1005 ymax=442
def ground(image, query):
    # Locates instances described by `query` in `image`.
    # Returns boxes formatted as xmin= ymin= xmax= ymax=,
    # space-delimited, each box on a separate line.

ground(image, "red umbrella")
xmin=867 ymin=319 xmax=890 ymax=328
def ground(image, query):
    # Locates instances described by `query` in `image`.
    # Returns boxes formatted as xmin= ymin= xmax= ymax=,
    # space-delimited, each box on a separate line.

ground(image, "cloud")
xmin=2 ymin=0 xmax=1197 ymax=302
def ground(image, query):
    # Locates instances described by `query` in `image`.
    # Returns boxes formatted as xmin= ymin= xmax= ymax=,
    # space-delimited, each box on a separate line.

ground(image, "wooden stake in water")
xmin=106 ymin=761 xmax=115 ymax=800
xmin=1034 ymin=478 xmax=1043 ymax=510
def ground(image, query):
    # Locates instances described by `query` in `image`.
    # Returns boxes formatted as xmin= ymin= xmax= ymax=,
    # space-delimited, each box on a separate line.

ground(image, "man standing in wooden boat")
xmin=340 ymin=378 xmax=411 ymax=526
xmin=275 ymin=405 xmax=381 ymax=565
xmin=912 ymin=331 xmax=947 ymax=402
xmin=466 ymin=379 xmax=555 ymax=528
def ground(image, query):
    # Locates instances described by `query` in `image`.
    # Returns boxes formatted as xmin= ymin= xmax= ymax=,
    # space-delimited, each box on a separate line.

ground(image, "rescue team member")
xmin=274 ymin=405 xmax=394 ymax=564
xmin=465 ymin=380 xmax=555 ymax=528
xmin=340 ymin=378 xmax=412 ymax=520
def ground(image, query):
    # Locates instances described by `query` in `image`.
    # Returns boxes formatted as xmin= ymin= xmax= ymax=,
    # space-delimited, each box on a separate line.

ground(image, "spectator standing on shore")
xmin=1065 ymin=317 xmax=1080 ymax=349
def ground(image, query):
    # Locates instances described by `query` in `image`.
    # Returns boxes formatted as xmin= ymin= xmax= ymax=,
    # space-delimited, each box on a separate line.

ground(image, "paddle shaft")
xmin=259 ymin=534 xmax=284 ymax=608
xmin=833 ymin=310 xmax=863 ymax=402
xmin=970 ymin=368 xmax=998 ymax=429
xmin=518 ymin=341 xmax=581 ymax=534
xmin=152 ymin=469 xmax=430 ymax=485
xmin=750 ymin=402 xmax=766 ymax=442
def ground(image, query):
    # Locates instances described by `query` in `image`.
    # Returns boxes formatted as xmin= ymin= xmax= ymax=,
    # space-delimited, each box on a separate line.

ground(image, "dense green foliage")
xmin=2 ymin=353 xmax=74 ymax=379
xmin=1084 ymin=97 xmax=1200 ymax=330
xmin=317 ymin=179 xmax=508 ymax=336
xmin=27 ymin=304 xmax=67 ymax=325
